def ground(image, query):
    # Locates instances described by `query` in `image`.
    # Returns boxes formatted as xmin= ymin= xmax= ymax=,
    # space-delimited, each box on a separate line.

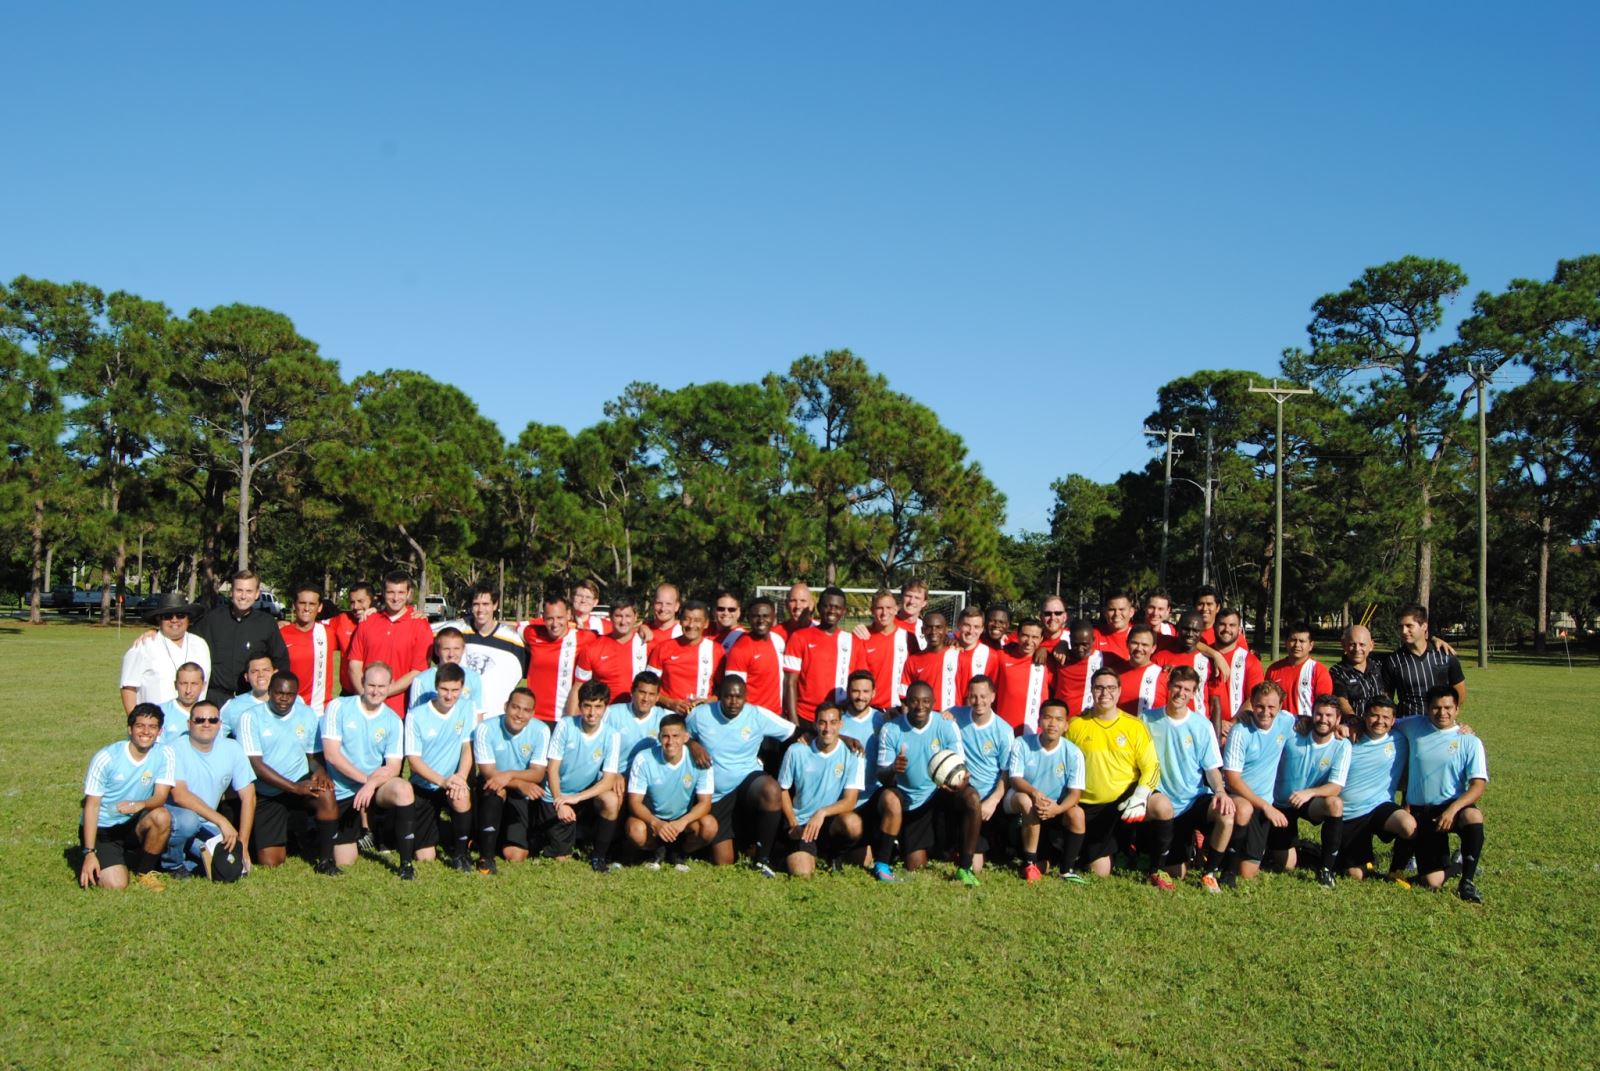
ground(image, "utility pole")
xmin=1143 ymin=424 xmax=1194 ymax=589
xmin=1249 ymin=379 xmax=1312 ymax=663
xmin=1202 ymin=426 xmax=1214 ymax=587
xmin=1473 ymin=364 xmax=1490 ymax=669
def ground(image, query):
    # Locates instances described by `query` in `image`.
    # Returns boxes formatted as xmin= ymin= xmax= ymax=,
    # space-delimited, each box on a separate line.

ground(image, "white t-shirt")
xmin=120 ymin=633 xmax=212 ymax=706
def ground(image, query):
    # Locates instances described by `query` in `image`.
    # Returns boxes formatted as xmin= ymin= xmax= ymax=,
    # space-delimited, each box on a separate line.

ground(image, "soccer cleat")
xmin=1021 ymin=862 xmax=1043 ymax=883
xmin=873 ymin=861 xmax=897 ymax=883
xmin=589 ymin=856 xmax=612 ymax=874
xmin=1219 ymin=870 xmax=1238 ymax=890
xmin=1058 ymin=869 xmax=1088 ymax=885
xmin=356 ymin=832 xmax=378 ymax=854
xmin=1149 ymin=871 xmax=1176 ymax=892
xmin=476 ymin=857 xmax=498 ymax=876
xmin=397 ymin=863 xmax=416 ymax=881
xmin=643 ymin=858 xmax=663 ymax=871
xmin=956 ymin=867 xmax=980 ymax=887
xmin=450 ymin=853 xmax=474 ymax=874
xmin=162 ymin=866 xmax=193 ymax=881
xmin=750 ymin=859 xmax=777 ymax=879
xmin=136 ymin=871 xmax=166 ymax=892
xmin=313 ymin=859 xmax=344 ymax=877
xmin=673 ymin=862 xmax=691 ymax=874
xmin=1316 ymin=868 xmax=1337 ymax=889
xmin=1457 ymin=879 xmax=1483 ymax=904
xmin=1388 ymin=872 xmax=1413 ymax=890
xmin=1200 ymin=871 xmax=1222 ymax=895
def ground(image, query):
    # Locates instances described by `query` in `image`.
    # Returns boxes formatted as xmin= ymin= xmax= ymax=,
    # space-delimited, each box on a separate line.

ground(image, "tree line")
xmin=3 ymin=255 xmax=1595 ymax=649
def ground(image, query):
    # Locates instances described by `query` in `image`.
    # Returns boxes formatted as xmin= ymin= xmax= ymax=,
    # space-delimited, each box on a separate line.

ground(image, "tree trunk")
xmin=1533 ymin=514 xmax=1551 ymax=653
xmin=399 ymin=523 xmax=428 ymax=600
xmin=237 ymin=440 xmax=253 ymax=571
xmin=44 ymin=542 xmax=53 ymax=592
xmin=1415 ymin=489 xmax=1433 ymax=608
xmin=28 ymin=491 xmax=45 ymax=626
xmin=187 ymin=551 xmax=200 ymax=603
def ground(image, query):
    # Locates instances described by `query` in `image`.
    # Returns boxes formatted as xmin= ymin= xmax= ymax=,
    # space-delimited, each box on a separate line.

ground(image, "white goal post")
xmin=754 ymin=586 xmax=967 ymax=625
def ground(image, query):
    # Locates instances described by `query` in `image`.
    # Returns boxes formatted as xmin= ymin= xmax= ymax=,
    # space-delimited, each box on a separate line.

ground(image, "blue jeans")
xmin=161 ymin=806 xmax=219 ymax=873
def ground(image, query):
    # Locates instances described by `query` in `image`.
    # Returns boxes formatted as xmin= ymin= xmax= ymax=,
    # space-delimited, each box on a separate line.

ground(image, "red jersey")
xmin=1093 ymin=625 xmax=1131 ymax=661
xmin=347 ymin=608 xmax=434 ymax=716
xmin=722 ymin=631 xmax=787 ymax=713
xmin=280 ymin=620 xmax=338 ymax=711
xmin=1201 ymin=626 xmax=1249 ymax=649
xmin=1153 ymin=646 xmax=1213 ymax=716
xmin=523 ymin=624 xmax=592 ymax=723
xmin=330 ymin=611 xmax=364 ymax=696
xmin=1266 ymin=657 xmax=1333 ymax=717
xmin=1051 ymin=650 xmax=1107 ymax=717
xmin=574 ymin=631 xmax=649 ymax=704
xmin=901 ymin=647 xmax=961 ymax=711
xmin=772 ymin=619 xmax=811 ymax=644
xmin=1209 ymin=644 xmax=1265 ymax=722
xmin=952 ymin=643 xmax=999 ymax=705
xmin=649 ymin=635 xmax=725 ymax=704
xmin=1117 ymin=662 xmax=1168 ymax=717
xmin=782 ymin=626 xmax=855 ymax=723
xmin=852 ymin=627 xmax=911 ymax=709
xmin=894 ymin=613 xmax=925 ymax=644
xmin=992 ymin=648 xmax=1049 ymax=732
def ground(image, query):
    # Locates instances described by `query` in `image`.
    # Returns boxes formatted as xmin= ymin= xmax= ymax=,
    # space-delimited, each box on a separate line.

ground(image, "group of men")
xmin=84 ymin=573 xmax=1486 ymax=902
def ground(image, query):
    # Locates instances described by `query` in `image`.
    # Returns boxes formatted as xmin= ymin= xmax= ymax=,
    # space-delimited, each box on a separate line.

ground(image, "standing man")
xmin=239 ymin=671 xmax=340 ymax=871
xmin=949 ymin=606 xmax=997 ymax=702
xmin=1206 ymin=608 xmax=1263 ymax=743
xmin=722 ymin=598 xmax=787 ymax=714
xmin=120 ymin=593 xmax=211 ymax=713
xmin=1152 ymin=610 xmax=1229 ymax=720
xmin=190 ymin=570 xmax=289 ymax=708
xmin=648 ymin=583 xmax=685 ymax=641
xmin=1381 ymin=604 xmax=1467 ymax=717
xmin=783 ymin=587 xmax=854 ymax=726
xmin=1330 ymin=623 xmax=1389 ymax=724
xmin=1193 ymin=586 xmax=1230 ymax=646
xmin=346 ymin=572 xmax=434 ymax=717
xmin=331 ymin=581 xmax=375 ymax=697
xmin=1050 ymin=621 xmax=1103 ymax=717
xmin=648 ymin=601 xmax=725 ymax=715
xmin=570 ymin=579 xmax=613 ymax=635
xmin=896 ymin=579 xmax=929 ymax=642
xmin=774 ymin=582 xmax=813 ymax=642
xmin=321 ymin=663 xmax=419 ymax=878
xmin=78 ymin=704 xmax=175 ymax=890
xmin=1093 ymin=591 xmax=1137 ymax=660
xmin=983 ymin=606 xmax=1013 ymax=649
xmin=1038 ymin=596 xmax=1072 ymax=652
xmin=992 ymin=619 xmax=1050 ymax=733
xmin=1115 ymin=624 xmax=1169 ymax=717
xmin=524 ymin=595 xmax=592 ymax=725
xmin=708 ymin=591 xmax=743 ymax=646
xmin=852 ymin=590 xmax=911 ymax=711
xmin=165 ymin=700 xmax=257 ymax=879
xmin=280 ymin=584 xmax=337 ymax=712
xmin=576 ymin=596 xmax=653 ymax=705
xmin=1266 ymin=621 xmax=1335 ymax=717
xmin=458 ymin=582 xmax=529 ymax=715
xmin=901 ymin=611 xmax=959 ymax=711
xmin=1143 ymin=589 xmax=1179 ymax=638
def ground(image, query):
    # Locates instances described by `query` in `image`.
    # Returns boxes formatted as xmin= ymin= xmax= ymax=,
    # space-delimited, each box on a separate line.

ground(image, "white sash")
xmin=969 ymin=644 xmax=992 ymax=678
xmin=554 ymin=629 xmax=579 ymax=712
xmin=1228 ymin=647 xmax=1248 ymax=717
xmin=938 ymin=648 xmax=960 ymax=710
xmin=1078 ymin=650 xmax=1103 ymax=715
xmin=1297 ymin=659 xmax=1316 ymax=715
xmin=1023 ymin=664 xmax=1046 ymax=732
xmin=309 ymin=622 xmax=329 ymax=713
xmin=1137 ymin=665 xmax=1162 ymax=715
xmin=628 ymin=633 xmax=649 ymax=679
xmin=695 ymin=637 xmax=716 ymax=697
xmin=890 ymin=630 xmax=909 ymax=702
xmin=830 ymin=633 xmax=854 ymax=704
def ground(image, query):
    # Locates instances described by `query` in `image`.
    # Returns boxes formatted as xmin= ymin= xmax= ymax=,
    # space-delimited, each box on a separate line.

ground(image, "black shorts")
xmin=779 ymin=816 xmax=861 ymax=859
xmin=1164 ymin=793 xmax=1215 ymax=866
xmin=499 ymin=793 xmax=536 ymax=851
xmin=895 ymin=789 xmax=940 ymax=857
xmin=1078 ymin=783 xmax=1139 ymax=866
xmin=82 ymin=818 xmax=144 ymax=870
xmin=1267 ymin=801 xmax=1328 ymax=853
xmin=1340 ymin=802 xmax=1402 ymax=868
xmin=253 ymin=791 xmax=316 ymax=852
xmin=410 ymin=782 xmax=472 ymax=850
xmin=1237 ymin=809 xmax=1272 ymax=863
xmin=539 ymin=797 xmax=606 ymax=857
xmin=1409 ymin=803 xmax=1469 ymax=874
xmin=708 ymin=770 xmax=770 ymax=847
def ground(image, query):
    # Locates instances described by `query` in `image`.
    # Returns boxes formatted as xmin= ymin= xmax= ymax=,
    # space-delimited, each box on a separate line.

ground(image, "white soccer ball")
xmin=928 ymin=748 xmax=968 ymax=788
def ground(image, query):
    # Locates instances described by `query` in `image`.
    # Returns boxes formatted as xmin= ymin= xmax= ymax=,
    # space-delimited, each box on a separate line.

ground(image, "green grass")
xmin=3 ymin=621 xmax=1598 ymax=1070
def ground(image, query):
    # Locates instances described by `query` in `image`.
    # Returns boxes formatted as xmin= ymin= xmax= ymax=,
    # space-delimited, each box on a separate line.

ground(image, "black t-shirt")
xmin=191 ymin=605 xmax=290 ymax=704
xmin=1329 ymin=659 xmax=1388 ymax=717
xmin=1379 ymin=646 xmax=1465 ymax=717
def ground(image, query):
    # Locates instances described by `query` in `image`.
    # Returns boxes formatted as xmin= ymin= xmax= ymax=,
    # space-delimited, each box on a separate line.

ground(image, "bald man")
xmin=648 ymin=584 xmax=684 ymax=642
xmin=1330 ymin=624 xmax=1388 ymax=725
xmin=775 ymin=583 xmax=814 ymax=642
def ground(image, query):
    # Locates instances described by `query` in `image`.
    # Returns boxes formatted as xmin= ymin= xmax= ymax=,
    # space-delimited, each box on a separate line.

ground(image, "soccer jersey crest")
xmin=740 ymin=726 xmax=753 ymax=740
xmin=591 ymin=745 xmax=604 ymax=761
xmin=1319 ymin=756 xmax=1331 ymax=769
xmin=293 ymin=725 xmax=307 ymax=740
xmin=519 ymin=743 xmax=532 ymax=758
xmin=1116 ymin=734 xmax=1127 ymax=748
xmin=139 ymin=769 xmax=154 ymax=786
xmin=833 ymin=761 xmax=845 ymax=777
xmin=681 ymin=771 xmax=694 ymax=789
xmin=374 ymin=728 xmax=388 ymax=742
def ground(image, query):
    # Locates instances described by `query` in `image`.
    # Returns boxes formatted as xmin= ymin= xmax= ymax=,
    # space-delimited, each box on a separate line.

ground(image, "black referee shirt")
xmin=1380 ymin=646 xmax=1465 ymax=717
xmin=1329 ymin=659 xmax=1388 ymax=717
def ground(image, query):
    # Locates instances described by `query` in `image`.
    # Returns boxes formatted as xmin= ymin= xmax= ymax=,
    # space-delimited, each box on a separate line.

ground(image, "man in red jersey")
xmin=649 ymin=601 xmax=724 ymax=714
xmin=1144 ymin=589 xmax=1179 ymax=639
xmin=708 ymin=590 xmax=743 ymax=647
xmin=346 ymin=573 xmax=433 ymax=716
xmin=783 ymin=587 xmax=853 ymax=725
xmin=1038 ymin=596 xmax=1071 ymax=652
xmin=774 ymin=582 xmax=814 ymax=643
xmin=573 ymin=595 xmax=650 ymax=704
xmin=950 ymin=605 xmax=997 ymax=700
xmin=1051 ymin=620 xmax=1105 ymax=717
xmin=1094 ymin=591 xmax=1136 ymax=660
xmin=1266 ymin=620 xmax=1334 ymax=717
xmin=901 ymin=611 xmax=960 ymax=710
xmin=280 ymin=584 xmax=337 ymax=712
xmin=992 ymin=618 xmax=1050 ymax=733
xmin=1206 ymin=607 xmax=1262 ymax=743
xmin=723 ymin=597 xmax=787 ymax=713
xmin=570 ymin=579 xmax=613 ymax=635
xmin=647 ymin=583 xmax=684 ymax=642
xmin=1116 ymin=624 xmax=1169 ymax=717
xmin=1152 ymin=610 xmax=1230 ymax=719
xmin=853 ymin=589 xmax=911 ymax=711
xmin=983 ymin=606 xmax=1013 ymax=649
xmin=1193 ymin=586 xmax=1235 ymax=647
xmin=524 ymin=596 xmax=592 ymax=724
xmin=896 ymin=579 xmax=929 ymax=642
xmin=331 ymin=582 xmax=374 ymax=697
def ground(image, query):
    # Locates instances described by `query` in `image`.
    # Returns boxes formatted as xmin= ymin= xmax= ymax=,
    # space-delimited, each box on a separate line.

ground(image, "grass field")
xmin=3 ymin=621 xmax=1597 ymax=1070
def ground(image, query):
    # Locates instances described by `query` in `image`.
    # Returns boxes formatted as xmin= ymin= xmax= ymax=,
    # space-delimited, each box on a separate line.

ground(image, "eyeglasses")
xmin=1091 ymin=684 xmax=1120 ymax=693
xmin=1042 ymin=610 xmax=1066 ymax=617
xmin=191 ymin=716 xmax=221 ymax=725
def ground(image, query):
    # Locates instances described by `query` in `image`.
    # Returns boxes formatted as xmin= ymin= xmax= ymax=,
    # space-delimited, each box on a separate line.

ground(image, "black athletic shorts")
xmin=333 ymin=796 xmax=404 ymax=846
xmin=1237 ymin=808 xmax=1272 ymax=863
xmin=410 ymin=782 xmax=471 ymax=850
xmin=498 ymin=793 xmax=536 ymax=851
xmin=82 ymin=818 xmax=144 ymax=870
xmin=1267 ymin=801 xmax=1329 ymax=853
xmin=779 ymin=816 xmax=861 ymax=859
xmin=253 ymin=790 xmax=316 ymax=852
xmin=1340 ymin=802 xmax=1402 ymax=868
xmin=1164 ymin=793 xmax=1215 ymax=867
xmin=1078 ymin=783 xmax=1139 ymax=866
xmin=895 ymin=789 xmax=940 ymax=857
xmin=708 ymin=770 xmax=769 ymax=846
xmin=1409 ymin=803 xmax=1467 ymax=874
xmin=539 ymin=796 xmax=606 ymax=857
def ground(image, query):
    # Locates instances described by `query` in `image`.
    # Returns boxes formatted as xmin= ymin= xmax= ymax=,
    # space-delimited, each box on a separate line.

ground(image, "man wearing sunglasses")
xmin=164 ymin=700 xmax=257 ymax=880
xmin=120 ymin=593 xmax=211 ymax=714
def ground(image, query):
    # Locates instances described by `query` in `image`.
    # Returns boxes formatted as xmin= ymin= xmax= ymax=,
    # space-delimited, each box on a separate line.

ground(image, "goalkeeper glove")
xmin=1118 ymin=785 xmax=1151 ymax=823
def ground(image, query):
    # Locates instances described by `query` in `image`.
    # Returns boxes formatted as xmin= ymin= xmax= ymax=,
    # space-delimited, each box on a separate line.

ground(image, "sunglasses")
xmin=158 ymin=612 xmax=188 ymax=621
xmin=191 ymin=716 xmax=221 ymax=725
xmin=715 ymin=606 xmax=740 ymax=613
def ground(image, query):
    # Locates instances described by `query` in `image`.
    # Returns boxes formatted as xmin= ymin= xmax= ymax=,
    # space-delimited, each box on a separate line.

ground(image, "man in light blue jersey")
xmin=1222 ymin=680 xmax=1296 ymax=882
xmin=408 ymin=627 xmax=487 ymax=721
xmin=241 ymin=671 xmax=339 ymax=870
xmin=839 ymin=671 xmax=888 ymax=829
xmin=952 ymin=675 xmax=1014 ymax=874
xmin=78 ymin=704 xmax=175 ymax=891
xmin=405 ymin=662 xmax=476 ymax=872
xmin=1141 ymin=666 xmax=1233 ymax=892
xmin=1004 ymin=699 xmax=1086 ymax=883
xmin=606 ymin=671 xmax=667 ymax=766
xmin=472 ymin=687 xmax=550 ymax=873
xmin=1268 ymin=694 xmax=1351 ymax=888
xmin=777 ymin=701 xmax=865 ymax=876
xmin=873 ymin=681 xmax=984 ymax=885
xmin=686 ymin=675 xmax=796 ymax=876
xmin=158 ymin=663 xmax=207 ymax=746
xmin=1398 ymin=685 xmax=1487 ymax=902
xmin=322 ymin=662 xmax=418 ymax=879
xmin=543 ymin=680 xmax=625 ymax=871
xmin=625 ymin=713 xmax=716 ymax=870
xmin=219 ymin=654 xmax=275 ymax=739
xmin=1337 ymin=696 xmax=1416 ymax=881
xmin=164 ymin=700 xmax=257 ymax=880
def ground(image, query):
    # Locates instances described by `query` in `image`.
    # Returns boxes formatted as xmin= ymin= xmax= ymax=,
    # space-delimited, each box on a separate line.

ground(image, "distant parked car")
xmin=253 ymin=590 xmax=285 ymax=619
xmin=422 ymin=594 xmax=451 ymax=622
xmin=48 ymin=586 xmax=76 ymax=610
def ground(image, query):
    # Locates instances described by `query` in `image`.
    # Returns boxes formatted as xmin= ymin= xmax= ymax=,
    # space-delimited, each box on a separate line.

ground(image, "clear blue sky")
xmin=6 ymin=3 xmax=1595 ymax=533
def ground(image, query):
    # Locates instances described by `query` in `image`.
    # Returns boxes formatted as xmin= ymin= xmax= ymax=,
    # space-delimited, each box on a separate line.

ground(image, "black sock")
xmin=957 ymin=851 xmax=974 ymax=870
xmin=394 ymin=806 xmax=416 ymax=865
xmin=754 ymin=807 xmax=782 ymax=865
xmin=131 ymin=848 xmax=159 ymax=875
xmin=453 ymin=810 xmax=472 ymax=859
xmin=873 ymin=832 xmax=898 ymax=866
xmin=1320 ymin=816 xmax=1344 ymax=871
xmin=1021 ymin=849 xmax=1038 ymax=866
xmin=1142 ymin=818 xmax=1174 ymax=873
xmin=1061 ymin=830 xmax=1084 ymax=872
xmin=1458 ymin=823 xmax=1484 ymax=881
xmin=476 ymin=794 xmax=503 ymax=860
xmin=1390 ymin=836 xmax=1414 ymax=872
xmin=315 ymin=818 xmax=338 ymax=864
xmin=1201 ymin=832 xmax=1220 ymax=872
xmin=593 ymin=816 xmax=618 ymax=861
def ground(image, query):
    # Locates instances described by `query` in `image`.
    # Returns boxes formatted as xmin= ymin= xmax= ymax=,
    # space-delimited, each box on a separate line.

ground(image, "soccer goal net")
xmin=754 ymin=586 xmax=968 ymax=628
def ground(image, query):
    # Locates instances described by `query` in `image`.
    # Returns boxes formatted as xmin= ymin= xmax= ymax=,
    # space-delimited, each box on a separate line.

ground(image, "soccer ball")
xmin=928 ymin=749 xmax=968 ymax=788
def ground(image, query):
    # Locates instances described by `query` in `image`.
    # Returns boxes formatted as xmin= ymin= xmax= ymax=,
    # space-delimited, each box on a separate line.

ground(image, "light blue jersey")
xmin=83 ymin=741 xmax=177 ymax=828
xmin=1006 ymin=733 xmax=1085 ymax=802
xmin=1396 ymin=718 xmax=1488 ymax=806
xmin=605 ymin=701 xmax=668 ymax=765
xmin=778 ymin=738 xmax=865 ymax=824
xmin=1142 ymin=710 xmax=1223 ymax=816
xmin=238 ymin=700 xmax=322 ymax=795
xmin=408 ymin=664 xmax=487 ymax=719
xmin=321 ymin=696 xmax=404 ymax=800
xmin=545 ymin=717 xmax=623 ymax=795
xmin=473 ymin=715 xmax=551 ymax=773
xmin=157 ymin=700 xmax=197 ymax=745
xmin=1341 ymin=732 xmax=1408 ymax=818
xmin=1222 ymin=711 xmax=1296 ymax=801
xmin=405 ymin=698 xmax=476 ymax=789
xmin=839 ymin=708 xmax=888 ymax=798
xmin=172 ymin=735 xmax=256 ymax=809
xmin=219 ymin=693 xmax=268 ymax=739
xmin=1274 ymin=732 xmax=1352 ymax=805
xmin=627 ymin=745 xmax=713 ymax=820
xmin=685 ymin=701 xmax=796 ymax=802
xmin=878 ymin=716 xmax=963 ymax=810
xmin=953 ymin=708 xmax=1016 ymax=798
